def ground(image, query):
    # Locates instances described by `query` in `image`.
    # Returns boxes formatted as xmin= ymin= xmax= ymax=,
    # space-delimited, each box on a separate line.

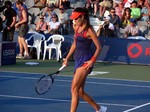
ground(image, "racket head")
xmin=35 ymin=74 xmax=54 ymax=95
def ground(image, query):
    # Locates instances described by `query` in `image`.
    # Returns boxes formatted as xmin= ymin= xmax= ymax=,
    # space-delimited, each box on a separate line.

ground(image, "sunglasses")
xmin=59 ymin=8 xmax=64 ymax=10
xmin=111 ymin=11 xmax=115 ymax=13
xmin=52 ymin=17 xmax=56 ymax=18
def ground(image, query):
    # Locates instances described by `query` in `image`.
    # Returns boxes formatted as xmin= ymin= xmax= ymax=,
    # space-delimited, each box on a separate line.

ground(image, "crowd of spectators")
xmin=86 ymin=0 xmax=150 ymax=39
xmin=0 ymin=0 xmax=150 ymax=41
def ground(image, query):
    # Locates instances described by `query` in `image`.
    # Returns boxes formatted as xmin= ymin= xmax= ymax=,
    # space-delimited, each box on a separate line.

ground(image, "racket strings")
xmin=36 ymin=76 xmax=53 ymax=94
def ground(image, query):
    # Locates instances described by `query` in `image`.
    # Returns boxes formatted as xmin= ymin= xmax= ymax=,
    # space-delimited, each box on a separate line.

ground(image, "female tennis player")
xmin=62 ymin=7 xmax=107 ymax=112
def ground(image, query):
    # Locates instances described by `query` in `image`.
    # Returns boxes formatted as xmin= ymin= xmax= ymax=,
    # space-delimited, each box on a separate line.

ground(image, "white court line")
xmin=0 ymin=94 xmax=136 ymax=107
xmin=123 ymin=102 xmax=150 ymax=112
xmin=1 ymin=70 xmax=150 ymax=83
xmin=0 ymin=75 xmax=150 ymax=88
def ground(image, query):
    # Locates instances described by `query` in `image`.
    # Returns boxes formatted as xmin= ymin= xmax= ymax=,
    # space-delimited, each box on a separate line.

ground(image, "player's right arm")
xmin=63 ymin=24 xmax=77 ymax=66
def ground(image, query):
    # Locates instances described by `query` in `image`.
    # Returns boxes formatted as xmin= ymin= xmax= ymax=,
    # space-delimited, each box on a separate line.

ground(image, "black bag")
xmin=0 ymin=17 xmax=3 ymax=31
xmin=29 ymin=48 xmax=37 ymax=59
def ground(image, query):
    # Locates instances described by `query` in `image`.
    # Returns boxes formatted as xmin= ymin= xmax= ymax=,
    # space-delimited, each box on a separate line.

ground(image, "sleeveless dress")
xmin=74 ymin=27 xmax=93 ymax=73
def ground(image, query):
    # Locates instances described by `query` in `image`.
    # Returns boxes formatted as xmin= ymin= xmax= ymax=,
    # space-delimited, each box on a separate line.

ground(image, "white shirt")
xmin=48 ymin=21 xmax=60 ymax=29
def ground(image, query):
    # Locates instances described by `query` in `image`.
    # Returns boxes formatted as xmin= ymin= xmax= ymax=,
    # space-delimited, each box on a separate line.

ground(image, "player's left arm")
xmin=87 ymin=27 xmax=102 ymax=59
xmin=83 ymin=27 xmax=102 ymax=70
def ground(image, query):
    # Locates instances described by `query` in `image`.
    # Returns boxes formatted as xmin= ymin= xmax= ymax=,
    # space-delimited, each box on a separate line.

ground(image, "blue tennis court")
xmin=0 ymin=71 xmax=150 ymax=112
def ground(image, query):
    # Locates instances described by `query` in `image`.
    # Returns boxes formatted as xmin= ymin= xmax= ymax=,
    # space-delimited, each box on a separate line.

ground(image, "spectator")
xmin=13 ymin=0 xmax=28 ymax=15
xmin=15 ymin=0 xmax=30 ymax=59
xmin=47 ymin=13 xmax=60 ymax=34
xmin=59 ymin=0 xmax=70 ymax=9
xmin=86 ymin=0 xmax=100 ymax=17
xmin=124 ymin=18 xmax=140 ymax=38
xmin=109 ymin=8 xmax=121 ymax=37
xmin=104 ymin=16 xmax=115 ymax=30
xmin=137 ymin=0 xmax=144 ymax=9
xmin=140 ymin=0 xmax=150 ymax=22
xmin=99 ymin=0 xmax=112 ymax=18
xmin=113 ymin=0 xmax=123 ymax=8
xmin=35 ymin=14 xmax=47 ymax=33
xmin=0 ymin=5 xmax=6 ymax=33
xmin=2 ymin=0 xmax=17 ymax=41
xmin=92 ymin=0 xmax=100 ymax=17
xmin=124 ymin=0 xmax=133 ymax=8
xmin=85 ymin=0 xmax=93 ymax=14
xmin=121 ymin=7 xmax=131 ymax=28
xmin=46 ymin=0 xmax=60 ymax=8
xmin=58 ymin=4 xmax=69 ymax=34
xmin=97 ymin=22 xmax=116 ymax=37
xmin=42 ymin=4 xmax=56 ymax=23
xmin=130 ymin=1 xmax=141 ymax=20
xmin=115 ymin=2 xmax=124 ymax=19
xmin=109 ymin=8 xmax=121 ymax=27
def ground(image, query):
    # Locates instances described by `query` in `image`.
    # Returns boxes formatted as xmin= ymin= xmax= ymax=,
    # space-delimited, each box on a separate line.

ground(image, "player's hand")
xmin=83 ymin=60 xmax=94 ymax=70
xmin=62 ymin=58 xmax=69 ymax=67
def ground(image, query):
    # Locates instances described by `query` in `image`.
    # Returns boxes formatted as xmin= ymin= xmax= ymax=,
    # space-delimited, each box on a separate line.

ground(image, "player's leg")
xmin=70 ymin=67 xmax=88 ymax=112
xmin=79 ymin=82 xmax=100 ymax=111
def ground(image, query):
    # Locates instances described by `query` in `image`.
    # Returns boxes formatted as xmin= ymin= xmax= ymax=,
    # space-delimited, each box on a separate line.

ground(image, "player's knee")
xmin=71 ymin=86 xmax=78 ymax=95
xmin=79 ymin=90 xmax=84 ymax=98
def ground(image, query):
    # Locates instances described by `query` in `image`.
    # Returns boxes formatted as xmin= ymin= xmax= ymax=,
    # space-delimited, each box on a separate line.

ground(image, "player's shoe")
xmin=96 ymin=106 xmax=107 ymax=112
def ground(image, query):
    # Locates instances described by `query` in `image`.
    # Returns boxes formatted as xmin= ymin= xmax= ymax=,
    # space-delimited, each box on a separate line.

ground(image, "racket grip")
xmin=58 ymin=65 xmax=66 ymax=71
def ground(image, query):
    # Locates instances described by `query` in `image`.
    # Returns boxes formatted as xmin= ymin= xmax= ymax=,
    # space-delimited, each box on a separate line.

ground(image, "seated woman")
xmin=35 ymin=15 xmax=47 ymax=33
xmin=121 ymin=7 xmax=132 ymax=28
xmin=47 ymin=13 xmax=60 ymax=34
xmin=140 ymin=0 xmax=150 ymax=22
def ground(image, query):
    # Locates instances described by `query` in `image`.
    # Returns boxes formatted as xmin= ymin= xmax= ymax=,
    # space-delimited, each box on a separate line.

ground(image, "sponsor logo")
xmin=127 ymin=43 xmax=142 ymax=58
xmin=3 ymin=49 xmax=15 ymax=56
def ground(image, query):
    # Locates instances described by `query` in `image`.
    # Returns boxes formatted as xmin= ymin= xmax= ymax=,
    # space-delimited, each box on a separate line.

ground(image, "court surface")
xmin=0 ymin=71 xmax=150 ymax=112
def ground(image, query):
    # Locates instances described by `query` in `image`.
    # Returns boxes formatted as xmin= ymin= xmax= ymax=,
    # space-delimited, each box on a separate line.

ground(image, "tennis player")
xmin=63 ymin=7 xmax=107 ymax=112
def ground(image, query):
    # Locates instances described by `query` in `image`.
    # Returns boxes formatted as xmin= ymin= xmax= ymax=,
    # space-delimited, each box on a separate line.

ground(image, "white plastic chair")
xmin=26 ymin=33 xmax=45 ymax=60
xmin=25 ymin=0 xmax=35 ymax=9
xmin=28 ymin=24 xmax=36 ymax=31
xmin=28 ymin=7 xmax=40 ymax=16
xmin=43 ymin=34 xmax=64 ymax=61
xmin=90 ymin=17 xmax=104 ymax=32
xmin=119 ymin=28 xmax=126 ymax=38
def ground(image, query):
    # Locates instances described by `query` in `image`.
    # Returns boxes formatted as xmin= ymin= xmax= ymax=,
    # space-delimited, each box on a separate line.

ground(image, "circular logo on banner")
xmin=127 ymin=43 xmax=142 ymax=58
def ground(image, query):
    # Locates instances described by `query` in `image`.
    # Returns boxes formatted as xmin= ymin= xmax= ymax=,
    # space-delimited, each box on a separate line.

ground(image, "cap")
xmin=130 ymin=18 xmax=136 ymax=23
xmin=70 ymin=12 xmax=85 ymax=20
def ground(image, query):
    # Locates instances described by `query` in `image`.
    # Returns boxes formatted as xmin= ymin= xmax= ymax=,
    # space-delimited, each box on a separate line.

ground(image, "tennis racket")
xmin=35 ymin=65 xmax=66 ymax=95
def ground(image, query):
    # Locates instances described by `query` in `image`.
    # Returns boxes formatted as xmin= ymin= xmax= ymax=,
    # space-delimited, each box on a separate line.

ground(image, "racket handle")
xmin=58 ymin=65 xmax=66 ymax=71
